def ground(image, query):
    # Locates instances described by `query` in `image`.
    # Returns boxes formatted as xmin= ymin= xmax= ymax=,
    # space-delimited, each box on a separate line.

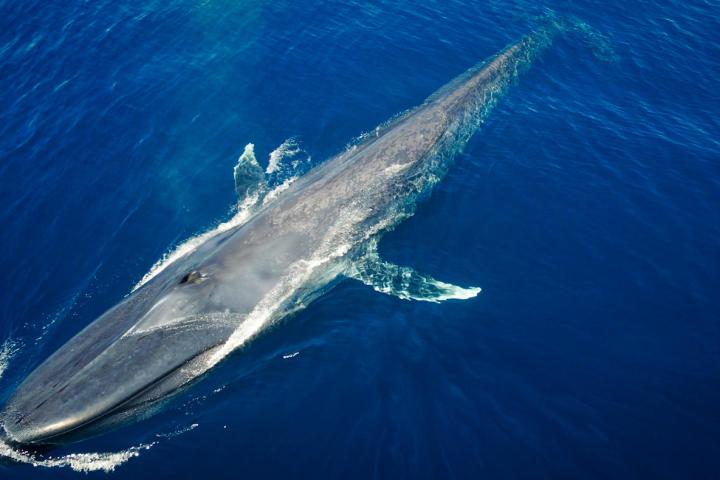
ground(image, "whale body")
xmin=1 ymin=29 xmax=558 ymax=445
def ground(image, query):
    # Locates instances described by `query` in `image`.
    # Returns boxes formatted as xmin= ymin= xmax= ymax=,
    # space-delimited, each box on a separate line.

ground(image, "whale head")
xmin=0 ymin=266 xmax=238 ymax=446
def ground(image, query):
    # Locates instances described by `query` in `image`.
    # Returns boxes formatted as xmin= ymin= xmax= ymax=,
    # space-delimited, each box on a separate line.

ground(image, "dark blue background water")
xmin=1 ymin=0 xmax=719 ymax=478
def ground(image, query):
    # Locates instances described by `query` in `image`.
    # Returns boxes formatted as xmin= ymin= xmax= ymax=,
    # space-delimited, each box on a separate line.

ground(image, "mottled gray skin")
xmin=1 ymin=32 xmax=552 ymax=445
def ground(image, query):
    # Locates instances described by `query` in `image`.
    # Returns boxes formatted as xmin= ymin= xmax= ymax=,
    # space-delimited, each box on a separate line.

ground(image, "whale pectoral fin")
xmin=234 ymin=143 xmax=267 ymax=204
xmin=347 ymin=249 xmax=481 ymax=303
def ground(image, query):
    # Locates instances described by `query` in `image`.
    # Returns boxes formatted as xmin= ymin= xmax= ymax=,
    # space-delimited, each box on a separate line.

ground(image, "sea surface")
xmin=0 ymin=0 xmax=719 ymax=478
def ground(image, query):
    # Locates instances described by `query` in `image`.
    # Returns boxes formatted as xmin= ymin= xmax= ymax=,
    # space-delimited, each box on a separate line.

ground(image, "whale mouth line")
xmin=4 ymin=345 xmax=220 ymax=447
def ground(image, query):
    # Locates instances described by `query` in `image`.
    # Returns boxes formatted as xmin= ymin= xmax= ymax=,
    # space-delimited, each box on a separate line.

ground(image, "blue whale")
xmin=1 ymin=28 xmax=558 ymax=445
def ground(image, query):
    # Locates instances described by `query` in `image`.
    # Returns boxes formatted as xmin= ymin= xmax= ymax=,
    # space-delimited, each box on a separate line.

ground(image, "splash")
xmin=155 ymin=423 xmax=199 ymax=439
xmin=0 ymin=403 xmax=204 ymax=472
xmin=233 ymin=143 xmax=265 ymax=199
xmin=267 ymin=137 xmax=304 ymax=175
xmin=0 ymin=440 xmax=156 ymax=473
xmin=266 ymin=137 xmax=312 ymax=187
xmin=348 ymin=239 xmax=481 ymax=303
xmin=0 ymin=339 xmax=19 ymax=380
xmin=352 ymin=263 xmax=481 ymax=302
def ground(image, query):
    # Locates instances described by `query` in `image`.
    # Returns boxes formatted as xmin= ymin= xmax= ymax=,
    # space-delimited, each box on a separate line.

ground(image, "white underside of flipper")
xmin=347 ymin=240 xmax=481 ymax=303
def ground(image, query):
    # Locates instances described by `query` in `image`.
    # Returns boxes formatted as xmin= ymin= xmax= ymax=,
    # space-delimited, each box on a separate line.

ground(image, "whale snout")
xmin=0 ymin=308 xmax=238 ymax=445
xmin=2 ymin=401 xmax=85 ymax=446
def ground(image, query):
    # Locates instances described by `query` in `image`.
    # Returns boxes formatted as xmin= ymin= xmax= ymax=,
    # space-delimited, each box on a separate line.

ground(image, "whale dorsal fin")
xmin=347 ymin=242 xmax=480 ymax=303
xmin=234 ymin=143 xmax=267 ymax=204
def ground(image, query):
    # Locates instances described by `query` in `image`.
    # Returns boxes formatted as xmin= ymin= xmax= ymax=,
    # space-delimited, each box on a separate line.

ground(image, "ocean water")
xmin=0 ymin=0 xmax=719 ymax=478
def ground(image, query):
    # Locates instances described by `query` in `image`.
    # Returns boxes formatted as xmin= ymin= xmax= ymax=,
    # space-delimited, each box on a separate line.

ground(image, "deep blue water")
xmin=1 ymin=0 xmax=719 ymax=478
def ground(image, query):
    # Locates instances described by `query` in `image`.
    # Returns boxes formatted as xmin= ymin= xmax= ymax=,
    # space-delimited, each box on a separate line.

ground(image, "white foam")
xmin=0 ymin=339 xmax=19 ymax=380
xmin=0 ymin=440 xmax=155 ymax=473
xmin=406 ymin=282 xmax=481 ymax=303
xmin=233 ymin=143 xmax=265 ymax=199
xmin=282 ymin=352 xmax=299 ymax=359
xmin=359 ymin=268 xmax=481 ymax=304
xmin=155 ymin=423 xmax=199 ymax=439
xmin=261 ymin=176 xmax=296 ymax=204
xmin=0 ymin=404 xmax=204 ymax=473
xmin=348 ymin=238 xmax=481 ymax=303
xmin=267 ymin=137 xmax=302 ymax=174
xmin=234 ymin=143 xmax=257 ymax=178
